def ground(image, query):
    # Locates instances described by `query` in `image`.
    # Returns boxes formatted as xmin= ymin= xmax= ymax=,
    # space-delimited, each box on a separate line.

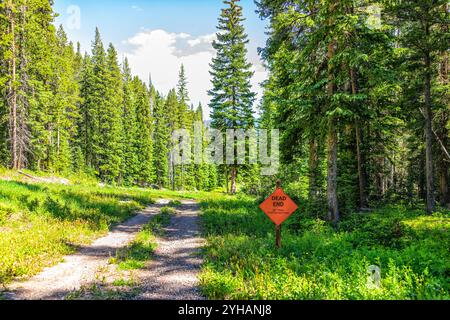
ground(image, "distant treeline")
xmin=0 ymin=1 xmax=219 ymax=191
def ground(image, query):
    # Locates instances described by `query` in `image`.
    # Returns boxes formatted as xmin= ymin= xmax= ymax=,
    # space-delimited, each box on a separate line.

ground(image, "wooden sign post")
xmin=259 ymin=180 xmax=298 ymax=249
xmin=275 ymin=225 xmax=282 ymax=248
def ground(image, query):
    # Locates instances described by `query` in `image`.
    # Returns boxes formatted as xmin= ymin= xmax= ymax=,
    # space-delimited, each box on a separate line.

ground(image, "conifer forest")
xmin=0 ymin=0 xmax=448 ymax=303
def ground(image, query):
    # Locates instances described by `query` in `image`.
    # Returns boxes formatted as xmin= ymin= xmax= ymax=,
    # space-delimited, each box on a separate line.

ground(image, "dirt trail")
xmin=3 ymin=199 xmax=204 ymax=300
xmin=137 ymin=201 xmax=204 ymax=300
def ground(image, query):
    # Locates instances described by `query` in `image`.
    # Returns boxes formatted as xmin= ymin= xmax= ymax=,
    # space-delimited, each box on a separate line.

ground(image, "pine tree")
xmin=165 ymin=88 xmax=180 ymax=190
xmin=193 ymin=103 xmax=208 ymax=190
xmin=209 ymin=0 xmax=256 ymax=194
xmin=71 ymin=42 xmax=84 ymax=173
xmin=385 ymin=0 xmax=449 ymax=214
xmin=177 ymin=64 xmax=190 ymax=107
xmin=0 ymin=0 xmax=33 ymax=170
xmin=99 ymin=43 xmax=124 ymax=183
xmin=152 ymin=91 xmax=169 ymax=188
xmin=83 ymin=28 xmax=108 ymax=174
xmin=436 ymin=5 xmax=449 ymax=207
xmin=176 ymin=65 xmax=196 ymax=190
xmin=0 ymin=7 xmax=8 ymax=165
xmin=120 ymin=58 xmax=139 ymax=185
xmin=48 ymin=26 xmax=80 ymax=174
xmin=133 ymin=76 xmax=154 ymax=186
xmin=79 ymin=53 xmax=95 ymax=170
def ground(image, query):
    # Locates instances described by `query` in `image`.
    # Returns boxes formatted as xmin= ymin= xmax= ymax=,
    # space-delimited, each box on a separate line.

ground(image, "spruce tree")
xmin=165 ymin=89 xmax=180 ymax=190
xmin=49 ymin=26 xmax=80 ymax=174
xmin=84 ymin=28 xmax=108 ymax=174
xmin=0 ymin=0 xmax=56 ymax=170
xmin=79 ymin=53 xmax=95 ymax=170
xmin=0 ymin=1 xmax=8 ymax=164
xmin=193 ymin=103 xmax=208 ymax=190
xmin=384 ymin=0 xmax=449 ymax=214
xmin=133 ymin=76 xmax=154 ymax=186
xmin=177 ymin=64 xmax=190 ymax=108
xmin=152 ymin=91 xmax=169 ymax=188
xmin=209 ymin=0 xmax=256 ymax=194
xmin=176 ymin=65 xmax=196 ymax=190
xmin=120 ymin=58 xmax=139 ymax=185
xmin=100 ymin=43 xmax=124 ymax=183
xmin=71 ymin=42 xmax=84 ymax=173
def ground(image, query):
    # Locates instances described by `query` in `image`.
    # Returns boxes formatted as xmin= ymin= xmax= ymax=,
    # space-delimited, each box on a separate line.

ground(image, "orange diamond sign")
xmin=259 ymin=188 xmax=298 ymax=226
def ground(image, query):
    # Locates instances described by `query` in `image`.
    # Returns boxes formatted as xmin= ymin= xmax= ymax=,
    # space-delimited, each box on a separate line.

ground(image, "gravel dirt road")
xmin=3 ymin=199 xmax=204 ymax=300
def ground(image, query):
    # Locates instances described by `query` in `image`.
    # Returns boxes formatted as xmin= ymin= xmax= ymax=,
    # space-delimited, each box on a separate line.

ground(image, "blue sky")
xmin=54 ymin=0 xmax=269 ymax=115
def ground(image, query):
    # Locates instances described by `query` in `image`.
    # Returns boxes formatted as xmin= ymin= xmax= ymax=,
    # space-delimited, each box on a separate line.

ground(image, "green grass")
xmin=168 ymin=200 xmax=183 ymax=207
xmin=112 ymin=278 xmax=138 ymax=287
xmin=66 ymin=283 xmax=142 ymax=300
xmin=0 ymin=168 xmax=217 ymax=286
xmin=0 ymin=179 xmax=161 ymax=285
xmin=111 ymin=206 xmax=176 ymax=270
xmin=199 ymin=195 xmax=450 ymax=300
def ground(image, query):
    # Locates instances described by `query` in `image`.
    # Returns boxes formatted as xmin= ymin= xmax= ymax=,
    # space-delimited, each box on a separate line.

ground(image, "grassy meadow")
xmin=1 ymin=169 xmax=449 ymax=301
xmin=0 ymin=179 xmax=154 ymax=285
xmin=0 ymin=169 xmax=206 ymax=286
xmin=199 ymin=196 xmax=450 ymax=300
xmin=0 ymin=165 xmax=217 ymax=286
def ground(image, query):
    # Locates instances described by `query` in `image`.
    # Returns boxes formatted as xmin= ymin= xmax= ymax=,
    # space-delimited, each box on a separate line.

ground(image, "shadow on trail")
xmin=3 ymin=201 xmax=205 ymax=301
xmin=136 ymin=202 xmax=205 ymax=300
xmin=0 ymin=179 xmax=157 ymax=232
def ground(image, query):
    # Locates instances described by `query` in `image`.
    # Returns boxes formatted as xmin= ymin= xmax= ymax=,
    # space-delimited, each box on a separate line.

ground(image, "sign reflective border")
xmin=259 ymin=188 xmax=298 ymax=226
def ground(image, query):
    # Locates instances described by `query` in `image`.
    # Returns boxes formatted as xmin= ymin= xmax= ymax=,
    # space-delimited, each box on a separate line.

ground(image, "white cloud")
xmin=123 ymin=29 xmax=267 ymax=119
xmin=131 ymin=5 xmax=143 ymax=12
xmin=187 ymin=34 xmax=216 ymax=47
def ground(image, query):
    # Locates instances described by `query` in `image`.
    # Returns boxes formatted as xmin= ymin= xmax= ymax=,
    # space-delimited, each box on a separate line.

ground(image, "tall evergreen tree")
xmin=177 ymin=64 xmax=190 ymax=108
xmin=0 ymin=0 xmax=55 ymax=170
xmin=71 ymin=42 xmax=84 ymax=172
xmin=384 ymin=0 xmax=449 ymax=214
xmin=152 ymin=91 xmax=169 ymax=188
xmin=79 ymin=53 xmax=94 ymax=170
xmin=209 ymin=0 xmax=256 ymax=194
xmin=165 ymin=88 xmax=180 ymax=190
xmin=133 ymin=76 xmax=154 ymax=186
xmin=99 ymin=43 xmax=124 ymax=183
xmin=48 ymin=26 xmax=80 ymax=174
xmin=82 ymin=28 xmax=108 ymax=173
xmin=193 ymin=103 xmax=208 ymax=190
xmin=120 ymin=58 xmax=139 ymax=185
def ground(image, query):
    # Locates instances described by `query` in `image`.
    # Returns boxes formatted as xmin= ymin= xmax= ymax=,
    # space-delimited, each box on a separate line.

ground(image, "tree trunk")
xmin=171 ymin=157 xmax=175 ymax=191
xmin=350 ymin=68 xmax=368 ymax=208
xmin=376 ymin=160 xmax=384 ymax=199
xmin=10 ymin=3 xmax=30 ymax=171
xmin=326 ymin=12 xmax=339 ymax=223
xmin=418 ymin=152 xmax=426 ymax=200
xmin=230 ymin=166 xmax=237 ymax=194
xmin=355 ymin=121 xmax=368 ymax=208
xmin=308 ymin=137 xmax=319 ymax=201
xmin=7 ymin=2 xmax=18 ymax=170
xmin=424 ymin=50 xmax=435 ymax=214
xmin=437 ymin=99 xmax=449 ymax=208
xmin=225 ymin=166 xmax=229 ymax=193
xmin=327 ymin=123 xmax=339 ymax=223
xmin=438 ymin=20 xmax=449 ymax=207
xmin=439 ymin=158 xmax=449 ymax=206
